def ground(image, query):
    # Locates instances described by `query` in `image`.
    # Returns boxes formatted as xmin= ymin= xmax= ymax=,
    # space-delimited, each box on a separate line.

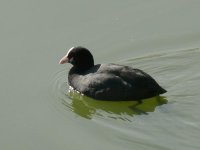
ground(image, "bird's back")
xmin=69 ymin=64 xmax=166 ymax=101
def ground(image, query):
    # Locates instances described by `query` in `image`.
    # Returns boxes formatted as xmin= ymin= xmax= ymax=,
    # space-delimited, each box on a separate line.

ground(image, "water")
xmin=1 ymin=1 xmax=200 ymax=150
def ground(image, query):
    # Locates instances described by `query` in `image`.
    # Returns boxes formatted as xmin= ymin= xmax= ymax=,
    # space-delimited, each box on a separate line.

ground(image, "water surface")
xmin=1 ymin=1 xmax=200 ymax=150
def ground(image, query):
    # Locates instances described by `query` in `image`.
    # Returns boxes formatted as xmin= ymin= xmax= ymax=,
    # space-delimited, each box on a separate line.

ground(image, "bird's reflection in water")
xmin=63 ymin=89 xmax=167 ymax=120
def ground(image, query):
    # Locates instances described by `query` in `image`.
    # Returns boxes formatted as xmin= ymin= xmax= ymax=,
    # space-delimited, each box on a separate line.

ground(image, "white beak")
xmin=59 ymin=54 xmax=69 ymax=64
xmin=59 ymin=47 xmax=74 ymax=64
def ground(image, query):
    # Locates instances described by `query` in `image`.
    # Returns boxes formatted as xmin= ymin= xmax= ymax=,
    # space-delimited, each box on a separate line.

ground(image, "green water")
xmin=1 ymin=1 xmax=200 ymax=150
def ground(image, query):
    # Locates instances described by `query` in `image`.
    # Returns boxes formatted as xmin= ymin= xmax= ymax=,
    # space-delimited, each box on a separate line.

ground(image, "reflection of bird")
xmin=67 ymin=91 xmax=167 ymax=120
xmin=59 ymin=46 xmax=166 ymax=102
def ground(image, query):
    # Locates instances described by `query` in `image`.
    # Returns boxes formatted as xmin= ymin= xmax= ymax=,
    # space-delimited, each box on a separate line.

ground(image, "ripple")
xmin=48 ymin=47 xmax=200 ymax=150
xmin=50 ymin=47 xmax=200 ymax=123
xmin=50 ymin=69 xmax=169 ymax=121
xmin=49 ymin=68 xmax=74 ymax=116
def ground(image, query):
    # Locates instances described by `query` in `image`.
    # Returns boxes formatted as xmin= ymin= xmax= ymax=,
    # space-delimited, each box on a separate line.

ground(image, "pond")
xmin=1 ymin=1 xmax=200 ymax=150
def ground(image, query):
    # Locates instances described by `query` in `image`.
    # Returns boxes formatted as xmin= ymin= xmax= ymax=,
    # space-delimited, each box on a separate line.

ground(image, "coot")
xmin=59 ymin=46 xmax=166 ymax=101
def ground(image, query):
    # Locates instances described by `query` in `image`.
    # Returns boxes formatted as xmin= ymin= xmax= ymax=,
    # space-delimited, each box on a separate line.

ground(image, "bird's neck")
xmin=69 ymin=65 xmax=93 ymax=75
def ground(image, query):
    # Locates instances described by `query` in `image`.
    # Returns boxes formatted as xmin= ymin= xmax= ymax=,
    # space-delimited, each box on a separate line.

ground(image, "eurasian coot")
xmin=59 ymin=46 xmax=166 ymax=101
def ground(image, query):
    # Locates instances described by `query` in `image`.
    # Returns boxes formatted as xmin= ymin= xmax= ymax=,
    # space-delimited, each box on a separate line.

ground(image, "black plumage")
xmin=59 ymin=46 xmax=166 ymax=101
